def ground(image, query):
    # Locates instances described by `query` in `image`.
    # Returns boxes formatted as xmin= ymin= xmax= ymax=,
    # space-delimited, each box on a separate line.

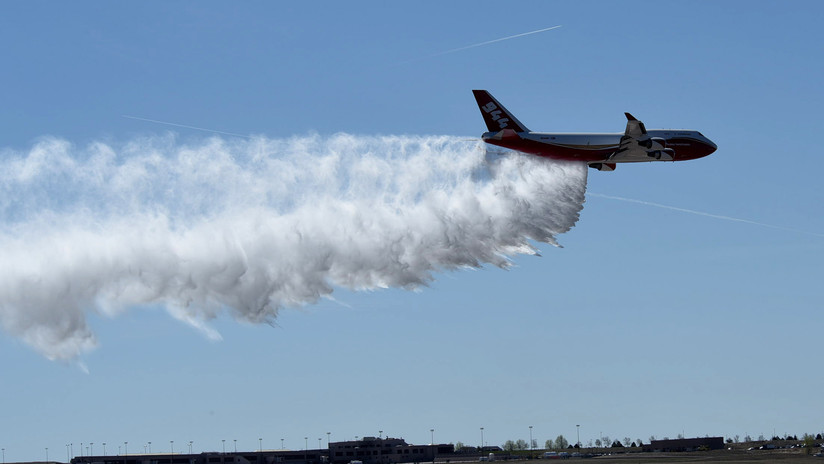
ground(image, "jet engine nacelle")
xmin=638 ymin=136 xmax=666 ymax=150
xmin=646 ymin=147 xmax=675 ymax=160
xmin=650 ymin=137 xmax=666 ymax=149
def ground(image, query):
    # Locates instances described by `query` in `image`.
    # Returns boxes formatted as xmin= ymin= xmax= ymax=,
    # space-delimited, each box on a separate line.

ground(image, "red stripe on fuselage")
xmin=482 ymin=133 xmax=716 ymax=163
xmin=482 ymin=137 xmax=612 ymax=162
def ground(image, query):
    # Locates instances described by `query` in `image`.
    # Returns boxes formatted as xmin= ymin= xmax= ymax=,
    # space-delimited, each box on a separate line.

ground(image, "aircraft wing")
xmin=608 ymin=113 xmax=673 ymax=163
xmin=623 ymin=113 xmax=647 ymax=139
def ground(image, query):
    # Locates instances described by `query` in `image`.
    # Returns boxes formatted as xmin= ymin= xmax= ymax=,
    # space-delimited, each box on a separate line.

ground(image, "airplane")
xmin=472 ymin=90 xmax=717 ymax=171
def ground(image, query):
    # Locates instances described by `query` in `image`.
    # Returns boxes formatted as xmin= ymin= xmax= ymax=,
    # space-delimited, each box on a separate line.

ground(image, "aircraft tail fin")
xmin=472 ymin=90 xmax=530 ymax=133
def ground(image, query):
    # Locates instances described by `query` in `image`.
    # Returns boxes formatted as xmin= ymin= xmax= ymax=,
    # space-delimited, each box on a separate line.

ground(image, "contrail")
xmin=431 ymin=25 xmax=562 ymax=57
xmin=396 ymin=25 xmax=562 ymax=65
xmin=123 ymin=115 xmax=253 ymax=139
xmin=0 ymin=134 xmax=587 ymax=360
xmin=589 ymin=192 xmax=824 ymax=237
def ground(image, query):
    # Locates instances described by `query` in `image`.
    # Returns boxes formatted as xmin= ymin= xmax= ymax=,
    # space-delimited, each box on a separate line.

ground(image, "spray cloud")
xmin=0 ymin=134 xmax=587 ymax=360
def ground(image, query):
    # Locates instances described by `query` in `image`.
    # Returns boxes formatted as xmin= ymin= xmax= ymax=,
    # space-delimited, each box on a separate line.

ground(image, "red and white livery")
xmin=473 ymin=90 xmax=717 ymax=171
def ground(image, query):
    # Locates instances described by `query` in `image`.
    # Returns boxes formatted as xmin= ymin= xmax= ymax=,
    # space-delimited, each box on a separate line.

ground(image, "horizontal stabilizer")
xmin=589 ymin=162 xmax=616 ymax=172
xmin=487 ymin=128 xmax=522 ymax=141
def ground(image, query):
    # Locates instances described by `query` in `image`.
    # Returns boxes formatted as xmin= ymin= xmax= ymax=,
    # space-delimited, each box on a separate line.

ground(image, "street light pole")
xmin=281 ymin=439 xmax=284 ymax=450
xmin=430 ymin=429 xmax=434 ymax=446
xmin=223 ymin=440 xmax=226 ymax=454
xmin=529 ymin=426 xmax=533 ymax=450
xmin=576 ymin=425 xmax=580 ymax=448
xmin=480 ymin=428 xmax=484 ymax=451
xmin=326 ymin=433 xmax=330 ymax=448
xmin=234 ymin=440 xmax=237 ymax=453
xmin=103 ymin=443 xmax=106 ymax=456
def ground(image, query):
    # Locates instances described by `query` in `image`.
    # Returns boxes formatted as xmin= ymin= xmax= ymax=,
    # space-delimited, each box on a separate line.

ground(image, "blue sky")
xmin=1 ymin=1 xmax=823 ymax=461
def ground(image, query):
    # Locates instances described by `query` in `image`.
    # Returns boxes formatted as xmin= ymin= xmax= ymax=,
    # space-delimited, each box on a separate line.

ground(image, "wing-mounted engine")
xmin=615 ymin=113 xmax=673 ymax=162
xmin=648 ymin=147 xmax=675 ymax=160
xmin=641 ymin=137 xmax=674 ymax=160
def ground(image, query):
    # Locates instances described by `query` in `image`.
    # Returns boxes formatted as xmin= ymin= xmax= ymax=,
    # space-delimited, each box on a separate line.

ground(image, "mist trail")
xmin=0 ymin=134 xmax=588 ymax=360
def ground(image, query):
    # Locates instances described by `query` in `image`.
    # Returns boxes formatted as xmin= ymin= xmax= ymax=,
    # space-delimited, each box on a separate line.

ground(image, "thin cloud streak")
xmin=123 ymin=115 xmax=253 ymax=139
xmin=589 ymin=192 xmax=824 ymax=237
xmin=430 ymin=25 xmax=562 ymax=57
xmin=396 ymin=25 xmax=561 ymax=66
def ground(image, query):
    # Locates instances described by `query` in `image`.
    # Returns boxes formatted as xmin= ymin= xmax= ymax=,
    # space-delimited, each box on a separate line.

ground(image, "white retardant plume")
xmin=0 ymin=134 xmax=588 ymax=360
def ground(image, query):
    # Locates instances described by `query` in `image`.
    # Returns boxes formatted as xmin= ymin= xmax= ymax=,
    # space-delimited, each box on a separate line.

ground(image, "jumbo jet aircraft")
xmin=473 ymin=90 xmax=716 ymax=171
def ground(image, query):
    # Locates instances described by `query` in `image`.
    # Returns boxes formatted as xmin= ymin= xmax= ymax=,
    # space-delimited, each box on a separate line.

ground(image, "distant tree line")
xmin=457 ymin=430 xmax=824 ymax=454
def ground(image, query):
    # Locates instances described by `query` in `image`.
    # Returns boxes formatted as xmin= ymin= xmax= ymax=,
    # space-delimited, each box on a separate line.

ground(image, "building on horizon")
xmin=329 ymin=437 xmax=453 ymax=464
xmin=643 ymin=436 xmax=725 ymax=452
xmin=67 ymin=437 xmax=455 ymax=464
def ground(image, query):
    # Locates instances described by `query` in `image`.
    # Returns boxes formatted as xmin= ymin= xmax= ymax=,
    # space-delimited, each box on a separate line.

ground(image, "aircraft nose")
xmin=692 ymin=136 xmax=717 ymax=158
xmin=704 ymin=139 xmax=718 ymax=156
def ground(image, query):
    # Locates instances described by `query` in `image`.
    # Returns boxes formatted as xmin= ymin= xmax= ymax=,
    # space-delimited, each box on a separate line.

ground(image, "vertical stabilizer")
xmin=472 ymin=90 xmax=530 ymax=133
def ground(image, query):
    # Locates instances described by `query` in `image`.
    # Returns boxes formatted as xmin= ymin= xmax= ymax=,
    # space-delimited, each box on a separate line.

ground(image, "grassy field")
xmin=510 ymin=449 xmax=821 ymax=463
